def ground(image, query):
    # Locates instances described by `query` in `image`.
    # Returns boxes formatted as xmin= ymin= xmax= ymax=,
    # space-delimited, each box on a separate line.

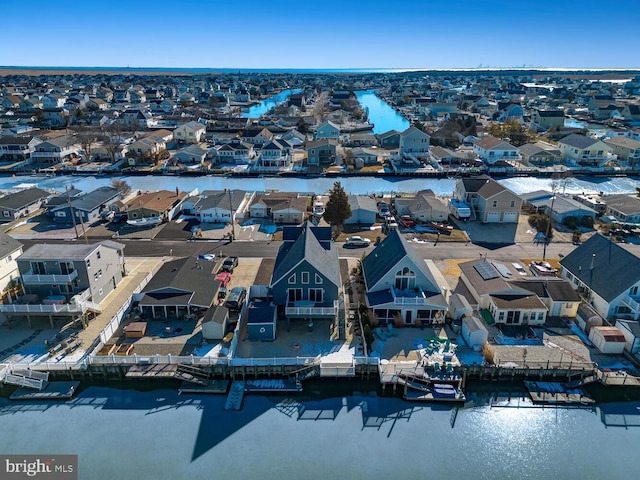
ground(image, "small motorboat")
xmin=313 ymin=202 xmax=325 ymax=216
xmin=127 ymin=217 xmax=162 ymax=227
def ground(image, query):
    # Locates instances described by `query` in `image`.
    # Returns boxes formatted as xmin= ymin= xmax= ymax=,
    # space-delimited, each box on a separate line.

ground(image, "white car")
xmin=345 ymin=236 xmax=371 ymax=247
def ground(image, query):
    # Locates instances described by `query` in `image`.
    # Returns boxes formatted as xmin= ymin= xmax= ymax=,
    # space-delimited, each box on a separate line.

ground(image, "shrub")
xmin=363 ymin=325 xmax=373 ymax=351
xmin=563 ymin=216 xmax=578 ymax=229
xmin=581 ymin=215 xmax=594 ymax=228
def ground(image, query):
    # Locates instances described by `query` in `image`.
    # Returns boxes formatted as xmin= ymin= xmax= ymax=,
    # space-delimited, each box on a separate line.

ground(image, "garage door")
xmin=502 ymin=212 xmax=518 ymax=223
xmin=486 ymin=212 xmax=501 ymax=222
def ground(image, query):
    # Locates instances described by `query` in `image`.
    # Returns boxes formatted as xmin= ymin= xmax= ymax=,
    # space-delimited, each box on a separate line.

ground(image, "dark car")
xmin=112 ymin=213 xmax=128 ymax=223
xmin=221 ymin=256 xmax=238 ymax=272
xmin=225 ymin=287 xmax=246 ymax=311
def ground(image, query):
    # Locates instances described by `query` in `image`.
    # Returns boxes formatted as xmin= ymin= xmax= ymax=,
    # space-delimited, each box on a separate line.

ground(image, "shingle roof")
xmin=559 ymin=233 xmax=640 ymax=302
xmin=603 ymin=194 xmax=640 ymax=215
xmin=21 ymin=242 xmax=102 ymax=260
xmin=509 ymin=279 xmax=580 ymax=302
xmin=474 ymin=135 xmax=515 ymax=150
xmin=69 ymin=186 xmax=120 ymax=212
xmin=362 ymin=229 xmax=439 ymax=293
xmin=558 ymin=133 xmax=598 ymax=149
xmin=0 ymin=188 xmax=50 ymax=211
xmin=604 ymin=136 xmax=640 ymax=149
xmin=271 ymin=223 xmax=340 ymax=288
xmin=142 ymin=256 xmax=218 ymax=308
xmin=0 ymin=231 xmax=22 ymax=258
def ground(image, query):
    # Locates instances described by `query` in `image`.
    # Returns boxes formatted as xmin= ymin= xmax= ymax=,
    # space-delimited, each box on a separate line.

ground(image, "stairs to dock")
xmin=2 ymin=367 xmax=49 ymax=390
xmin=174 ymin=364 xmax=210 ymax=386
xmin=288 ymin=364 xmax=320 ymax=382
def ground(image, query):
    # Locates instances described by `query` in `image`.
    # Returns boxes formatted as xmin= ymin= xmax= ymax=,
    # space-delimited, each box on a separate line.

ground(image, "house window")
xmin=309 ymin=289 xmax=323 ymax=303
xmin=97 ymin=269 xmax=102 ymax=278
xmin=631 ymin=286 xmax=639 ymax=296
xmin=288 ymin=288 xmax=302 ymax=303
xmin=99 ymin=288 xmax=103 ymax=296
xmin=94 ymin=272 xmax=99 ymax=281
xmin=315 ymin=273 xmax=323 ymax=284
xmin=86 ymin=259 xmax=91 ymax=269
xmin=510 ymin=200 xmax=515 ymax=208
xmin=394 ymin=267 xmax=415 ymax=290
xmin=498 ymin=312 xmax=505 ymax=321
xmin=2 ymin=211 xmax=9 ymax=217
xmin=31 ymin=262 xmax=46 ymax=275
xmin=301 ymin=272 xmax=309 ymax=284
xmin=288 ymin=273 xmax=296 ymax=284
xmin=492 ymin=200 xmax=498 ymax=208
xmin=96 ymin=251 xmax=101 ymax=260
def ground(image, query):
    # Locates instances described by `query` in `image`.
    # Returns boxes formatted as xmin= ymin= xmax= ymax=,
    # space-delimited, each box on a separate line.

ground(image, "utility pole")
xmin=66 ymin=186 xmax=87 ymax=243
xmin=227 ymin=189 xmax=236 ymax=241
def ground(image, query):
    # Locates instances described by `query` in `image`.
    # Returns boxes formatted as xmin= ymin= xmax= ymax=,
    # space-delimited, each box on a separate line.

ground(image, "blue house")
xmin=270 ymin=223 xmax=340 ymax=328
xmin=50 ymin=186 xmax=120 ymax=223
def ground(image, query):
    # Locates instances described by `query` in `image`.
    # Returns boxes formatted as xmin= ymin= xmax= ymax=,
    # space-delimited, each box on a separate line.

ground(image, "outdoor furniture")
xmin=387 ymin=323 xmax=400 ymax=337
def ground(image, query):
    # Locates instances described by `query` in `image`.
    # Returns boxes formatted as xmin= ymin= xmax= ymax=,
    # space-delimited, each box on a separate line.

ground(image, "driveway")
xmin=452 ymin=219 xmax=517 ymax=249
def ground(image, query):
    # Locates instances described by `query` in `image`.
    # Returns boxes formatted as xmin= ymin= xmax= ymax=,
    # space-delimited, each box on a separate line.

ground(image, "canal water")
xmin=355 ymin=90 xmax=410 ymax=134
xmin=2 ymin=174 xmax=639 ymax=198
xmin=242 ymin=89 xmax=302 ymax=118
xmin=0 ymin=387 xmax=638 ymax=480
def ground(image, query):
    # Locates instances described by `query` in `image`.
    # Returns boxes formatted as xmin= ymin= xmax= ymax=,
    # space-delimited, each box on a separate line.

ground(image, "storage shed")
xmin=588 ymin=326 xmax=626 ymax=354
xmin=201 ymin=306 xmax=229 ymax=340
xmin=246 ymin=299 xmax=276 ymax=341
xmin=449 ymin=293 xmax=473 ymax=321
xmin=461 ymin=316 xmax=489 ymax=351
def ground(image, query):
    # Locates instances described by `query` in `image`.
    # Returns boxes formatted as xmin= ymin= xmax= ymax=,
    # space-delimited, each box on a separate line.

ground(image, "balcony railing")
xmin=622 ymin=296 xmax=640 ymax=313
xmin=0 ymin=303 xmax=85 ymax=314
xmin=22 ymin=269 xmax=78 ymax=285
xmin=286 ymin=300 xmax=339 ymax=317
xmin=390 ymin=287 xmax=428 ymax=305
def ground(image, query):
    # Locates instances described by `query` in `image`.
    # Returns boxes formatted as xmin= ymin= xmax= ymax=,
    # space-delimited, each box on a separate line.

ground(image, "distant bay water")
xmin=2 ymin=174 xmax=640 ymax=197
xmin=355 ymin=90 xmax=410 ymax=134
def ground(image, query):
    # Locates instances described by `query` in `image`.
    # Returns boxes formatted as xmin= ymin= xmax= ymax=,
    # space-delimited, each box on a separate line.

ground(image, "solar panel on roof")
xmin=492 ymin=262 xmax=512 ymax=278
xmin=474 ymin=262 xmax=499 ymax=280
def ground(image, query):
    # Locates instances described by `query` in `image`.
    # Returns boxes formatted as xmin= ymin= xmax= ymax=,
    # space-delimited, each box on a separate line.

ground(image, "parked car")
xmin=221 ymin=256 xmax=238 ymax=272
xmin=112 ymin=213 xmax=128 ymax=223
xmin=345 ymin=236 xmax=371 ymax=247
xmin=400 ymin=215 xmax=415 ymax=228
xmin=215 ymin=271 xmax=232 ymax=288
xmin=226 ymin=287 xmax=247 ymax=311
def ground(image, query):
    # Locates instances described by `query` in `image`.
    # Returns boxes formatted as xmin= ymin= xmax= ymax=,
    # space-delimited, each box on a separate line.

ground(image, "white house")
xmin=315 ymin=121 xmax=341 ymax=140
xmin=174 ymin=121 xmax=206 ymax=143
xmin=557 ymin=134 xmax=613 ymax=166
xmin=0 ymin=231 xmax=23 ymax=295
xmin=473 ymin=135 xmax=520 ymax=165
xmin=399 ymin=126 xmax=431 ymax=158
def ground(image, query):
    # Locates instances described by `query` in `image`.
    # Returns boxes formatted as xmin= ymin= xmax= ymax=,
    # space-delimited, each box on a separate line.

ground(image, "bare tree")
xmin=71 ymin=126 xmax=101 ymax=158
xmin=101 ymin=124 xmax=123 ymax=164
xmin=111 ymin=178 xmax=132 ymax=197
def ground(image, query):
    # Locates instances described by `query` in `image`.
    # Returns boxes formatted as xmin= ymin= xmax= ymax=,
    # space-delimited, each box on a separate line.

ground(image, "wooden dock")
xmin=178 ymin=379 xmax=230 ymax=395
xmin=125 ymin=364 xmax=179 ymax=379
xmin=524 ymin=381 xmax=595 ymax=405
xmin=225 ymin=381 xmax=245 ymax=411
xmin=10 ymin=381 xmax=80 ymax=401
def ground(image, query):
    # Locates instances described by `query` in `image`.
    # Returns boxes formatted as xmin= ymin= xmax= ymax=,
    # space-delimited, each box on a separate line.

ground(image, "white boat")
xmin=313 ymin=202 xmax=325 ymax=216
xmin=127 ymin=217 xmax=162 ymax=227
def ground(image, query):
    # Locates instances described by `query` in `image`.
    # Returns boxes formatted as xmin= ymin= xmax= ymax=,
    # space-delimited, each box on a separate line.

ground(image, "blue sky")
xmin=2 ymin=0 xmax=638 ymax=69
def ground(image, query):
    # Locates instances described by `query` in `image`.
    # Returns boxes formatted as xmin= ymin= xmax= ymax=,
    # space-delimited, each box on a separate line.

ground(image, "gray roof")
xmin=348 ymin=195 xmax=377 ymax=212
xmin=362 ymin=229 xmax=439 ymax=293
xmin=202 ymin=305 xmax=229 ymax=325
xmin=616 ymin=319 xmax=640 ymax=337
xmin=195 ymin=190 xmax=245 ymax=211
xmin=528 ymin=195 xmax=597 ymax=216
xmin=0 ymin=231 xmax=22 ymax=258
xmin=69 ymin=187 xmax=120 ymax=212
xmin=603 ymin=194 xmax=640 ymax=215
xmin=271 ymin=223 xmax=340 ymax=288
xmin=142 ymin=256 xmax=218 ymax=308
xmin=42 ymin=134 xmax=80 ymax=148
xmin=558 ymin=133 xmax=598 ymax=149
xmin=520 ymin=190 xmax=554 ymax=202
xmin=0 ymin=188 xmax=50 ymax=211
xmin=21 ymin=242 xmax=104 ymax=260
xmin=509 ymin=278 xmax=580 ymax=302
xmin=559 ymin=233 xmax=640 ymax=302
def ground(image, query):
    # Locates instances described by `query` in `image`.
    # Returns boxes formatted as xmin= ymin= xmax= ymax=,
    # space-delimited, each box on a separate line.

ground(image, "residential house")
xmin=215 ymin=142 xmax=255 ymax=165
xmin=521 ymin=191 xmax=597 ymax=225
xmin=128 ymin=134 xmax=167 ymax=157
xmin=603 ymin=136 xmax=640 ymax=168
xmin=519 ymin=142 xmax=562 ymax=166
xmin=42 ymin=94 xmax=66 ymax=110
xmin=50 ymin=186 xmax=120 ymax=224
xmin=1 ymin=95 xmax=22 ymax=110
xmin=459 ymin=259 xmax=548 ymax=326
xmin=86 ymin=98 xmax=109 ymax=111
xmin=250 ymin=193 xmax=306 ymax=224
xmin=509 ymin=278 xmax=581 ymax=318
xmin=0 ymin=135 xmax=42 ymax=163
xmin=126 ymin=189 xmax=187 ymax=221
xmin=376 ymin=130 xmax=401 ymax=149
xmin=0 ymin=241 xmax=126 ymax=326
xmin=346 ymin=133 xmax=378 ymax=148
xmin=305 ymin=139 xmax=337 ymax=166
xmin=429 ymin=146 xmax=467 ymax=167
xmin=394 ymin=190 xmax=449 ymax=223
xmin=362 ymin=229 xmax=448 ymax=326
xmin=118 ymin=109 xmax=154 ymax=128
xmin=349 ymin=147 xmax=380 ymax=168
xmin=399 ymin=126 xmax=431 ymax=158
xmin=615 ymin=319 xmax=640 ymax=354
xmin=256 ymin=140 xmax=291 ymax=169
xmin=315 ymin=121 xmax=341 ymax=140
xmin=242 ymin=127 xmax=273 ymax=146
xmin=159 ymin=99 xmax=177 ymax=113
xmin=174 ymin=121 xmax=206 ymax=143
xmin=270 ymin=223 xmax=340 ymax=327
xmin=32 ymin=135 xmax=83 ymax=164
xmin=473 ymin=135 xmax=521 ymax=165
xmin=557 ymin=134 xmax=612 ymax=166
xmin=560 ymin=233 xmax=640 ymax=321
xmin=622 ymin=104 xmax=640 ymax=122
xmin=345 ymin=195 xmax=378 ymax=225
xmin=531 ymin=110 xmax=565 ymax=130
xmin=0 ymin=231 xmax=23 ymax=294
xmin=602 ymin=194 xmax=640 ymax=224
xmin=0 ymin=187 xmax=50 ymax=222
xmin=137 ymin=256 xmax=219 ymax=319
xmin=171 ymin=144 xmax=208 ymax=167
xmin=453 ymin=176 xmax=522 ymax=223
xmin=182 ymin=189 xmax=246 ymax=223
